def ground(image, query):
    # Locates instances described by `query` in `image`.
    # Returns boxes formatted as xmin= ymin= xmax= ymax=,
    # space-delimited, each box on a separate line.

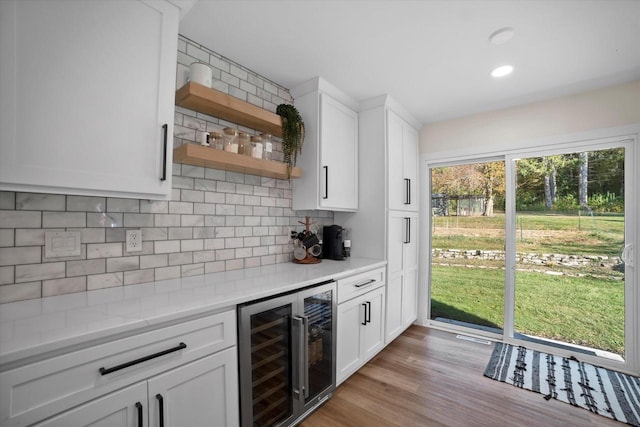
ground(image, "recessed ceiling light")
xmin=489 ymin=27 xmax=515 ymax=45
xmin=491 ymin=65 xmax=514 ymax=78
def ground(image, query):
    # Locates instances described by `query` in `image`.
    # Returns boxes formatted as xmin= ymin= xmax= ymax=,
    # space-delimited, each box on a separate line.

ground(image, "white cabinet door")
xmin=387 ymin=110 xmax=419 ymax=212
xmin=362 ymin=286 xmax=385 ymax=359
xmin=319 ymin=93 xmax=358 ymax=211
xmin=336 ymin=296 xmax=365 ymax=384
xmin=34 ymin=382 xmax=147 ymax=427
xmin=386 ymin=210 xmax=418 ymax=343
xmin=337 ymin=286 xmax=385 ymax=385
xmin=385 ymin=275 xmax=403 ymax=342
xmin=147 ymin=347 xmax=239 ymax=427
xmin=0 ymin=0 xmax=178 ymax=199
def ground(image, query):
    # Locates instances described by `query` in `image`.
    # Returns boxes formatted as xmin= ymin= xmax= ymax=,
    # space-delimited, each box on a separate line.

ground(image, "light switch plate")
xmin=45 ymin=231 xmax=81 ymax=258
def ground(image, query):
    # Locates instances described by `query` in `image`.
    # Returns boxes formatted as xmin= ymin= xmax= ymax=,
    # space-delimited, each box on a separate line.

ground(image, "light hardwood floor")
xmin=301 ymin=326 xmax=621 ymax=427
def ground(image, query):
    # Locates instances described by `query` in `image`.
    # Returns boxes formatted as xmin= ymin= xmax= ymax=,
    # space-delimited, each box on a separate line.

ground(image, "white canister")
xmin=189 ymin=62 xmax=213 ymax=87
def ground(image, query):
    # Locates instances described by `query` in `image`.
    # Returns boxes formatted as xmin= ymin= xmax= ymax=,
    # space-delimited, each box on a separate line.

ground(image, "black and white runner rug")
xmin=484 ymin=342 xmax=640 ymax=426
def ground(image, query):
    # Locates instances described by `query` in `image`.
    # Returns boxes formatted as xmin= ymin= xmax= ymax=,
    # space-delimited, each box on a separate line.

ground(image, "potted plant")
xmin=276 ymin=104 xmax=305 ymax=178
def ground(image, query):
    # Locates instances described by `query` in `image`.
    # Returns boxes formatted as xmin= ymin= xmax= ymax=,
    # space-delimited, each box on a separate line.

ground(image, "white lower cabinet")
xmin=0 ymin=310 xmax=238 ymax=427
xmin=336 ymin=268 xmax=386 ymax=385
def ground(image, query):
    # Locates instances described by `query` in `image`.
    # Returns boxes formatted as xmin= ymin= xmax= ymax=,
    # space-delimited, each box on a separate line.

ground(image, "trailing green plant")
xmin=276 ymin=104 xmax=305 ymax=177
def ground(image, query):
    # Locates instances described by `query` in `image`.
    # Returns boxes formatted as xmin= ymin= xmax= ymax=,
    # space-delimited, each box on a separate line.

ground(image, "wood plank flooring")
xmin=301 ymin=326 xmax=621 ymax=427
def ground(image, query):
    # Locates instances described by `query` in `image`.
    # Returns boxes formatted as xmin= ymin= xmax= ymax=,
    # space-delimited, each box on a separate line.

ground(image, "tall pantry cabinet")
xmin=335 ymin=95 xmax=420 ymax=344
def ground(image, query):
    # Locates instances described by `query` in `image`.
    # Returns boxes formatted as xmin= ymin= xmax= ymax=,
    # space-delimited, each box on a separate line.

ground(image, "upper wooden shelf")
xmin=174 ymin=144 xmax=302 ymax=180
xmin=175 ymin=82 xmax=283 ymax=138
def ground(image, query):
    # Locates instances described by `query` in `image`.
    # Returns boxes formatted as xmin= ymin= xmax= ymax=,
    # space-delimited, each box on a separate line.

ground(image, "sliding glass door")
xmin=428 ymin=136 xmax=636 ymax=369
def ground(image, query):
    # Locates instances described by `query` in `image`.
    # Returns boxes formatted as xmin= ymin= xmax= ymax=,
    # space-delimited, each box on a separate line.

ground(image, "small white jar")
xmin=189 ymin=62 xmax=213 ymax=87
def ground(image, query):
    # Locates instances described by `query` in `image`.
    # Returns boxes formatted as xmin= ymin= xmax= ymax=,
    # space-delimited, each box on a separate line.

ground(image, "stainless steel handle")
xmin=292 ymin=315 xmax=309 ymax=400
xmin=354 ymin=279 xmax=376 ymax=289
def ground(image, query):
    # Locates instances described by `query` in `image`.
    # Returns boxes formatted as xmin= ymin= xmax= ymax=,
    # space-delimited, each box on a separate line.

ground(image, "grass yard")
xmin=430 ymin=211 xmax=626 ymax=356
xmin=431 ymin=265 xmax=625 ymax=355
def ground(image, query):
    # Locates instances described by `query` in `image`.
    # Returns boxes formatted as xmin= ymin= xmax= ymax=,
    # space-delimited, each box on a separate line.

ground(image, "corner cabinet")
xmin=0 ymin=0 xmax=179 ymax=199
xmin=334 ymin=95 xmax=421 ymax=345
xmin=291 ymin=77 xmax=359 ymax=212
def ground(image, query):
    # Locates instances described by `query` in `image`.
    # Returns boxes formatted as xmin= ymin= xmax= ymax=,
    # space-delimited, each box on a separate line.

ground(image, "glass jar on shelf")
xmin=238 ymin=132 xmax=251 ymax=156
xmin=250 ymin=135 xmax=263 ymax=159
xmin=210 ymin=131 xmax=223 ymax=150
xmin=261 ymin=133 xmax=273 ymax=160
xmin=222 ymin=127 xmax=238 ymax=153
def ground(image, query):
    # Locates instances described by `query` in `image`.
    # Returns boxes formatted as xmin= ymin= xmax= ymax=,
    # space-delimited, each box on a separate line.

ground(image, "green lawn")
xmin=430 ymin=265 xmax=625 ymax=355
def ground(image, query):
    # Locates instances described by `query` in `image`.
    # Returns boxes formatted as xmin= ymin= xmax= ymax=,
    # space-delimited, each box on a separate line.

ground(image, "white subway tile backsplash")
xmin=0 ymin=281 xmax=41 ymax=303
xmin=43 ymin=276 xmax=86 ymax=297
xmin=87 ymin=273 xmax=123 ymax=290
xmin=15 ymin=262 xmax=65 ymax=283
xmin=0 ymin=229 xmax=14 ymax=247
xmin=0 ymin=35 xmax=330 ymax=303
xmin=87 ymin=212 xmax=123 ymax=228
xmin=154 ymin=240 xmax=180 ymax=254
xmin=0 ymin=210 xmax=41 ymax=228
xmin=0 ymin=246 xmax=41 ymax=266
xmin=16 ymin=193 xmax=66 ymax=211
xmin=107 ymin=198 xmax=140 ymax=213
xmin=140 ymin=254 xmax=168 ymax=269
xmin=0 ymin=266 xmax=14 ymax=285
xmin=87 ymin=243 xmax=123 ymax=259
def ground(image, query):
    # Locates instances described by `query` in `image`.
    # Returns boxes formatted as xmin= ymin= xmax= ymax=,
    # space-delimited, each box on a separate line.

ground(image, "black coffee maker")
xmin=322 ymin=225 xmax=347 ymax=260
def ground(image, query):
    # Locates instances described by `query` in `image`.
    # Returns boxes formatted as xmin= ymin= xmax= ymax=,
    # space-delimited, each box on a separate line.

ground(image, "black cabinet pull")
xmin=404 ymin=178 xmax=410 ymax=205
xmin=404 ymin=218 xmax=410 ymax=244
xmin=361 ymin=303 xmax=367 ymax=325
xmin=354 ymin=279 xmax=376 ymax=288
xmin=366 ymin=301 xmax=371 ymax=324
xmin=323 ymin=166 xmax=329 ymax=199
xmin=135 ymin=402 xmax=143 ymax=427
xmin=161 ymin=123 xmax=168 ymax=181
xmin=98 ymin=342 xmax=186 ymax=375
xmin=156 ymin=394 xmax=165 ymax=427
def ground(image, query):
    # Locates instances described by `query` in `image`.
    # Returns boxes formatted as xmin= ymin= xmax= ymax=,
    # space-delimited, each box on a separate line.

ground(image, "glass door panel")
xmin=513 ymin=147 xmax=626 ymax=359
xmin=303 ymin=287 xmax=335 ymax=401
xmin=429 ymin=160 xmax=506 ymax=333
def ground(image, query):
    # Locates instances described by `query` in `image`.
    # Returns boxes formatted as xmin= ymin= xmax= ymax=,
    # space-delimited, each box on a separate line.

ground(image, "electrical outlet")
xmin=126 ymin=229 xmax=142 ymax=252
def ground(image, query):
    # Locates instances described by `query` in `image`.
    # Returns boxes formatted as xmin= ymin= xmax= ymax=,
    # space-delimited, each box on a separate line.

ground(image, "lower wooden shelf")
xmin=173 ymin=144 xmax=302 ymax=180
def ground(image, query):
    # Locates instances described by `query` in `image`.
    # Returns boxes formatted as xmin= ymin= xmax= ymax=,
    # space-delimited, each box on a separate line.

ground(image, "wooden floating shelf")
xmin=174 ymin=144 xmax=302 ymax=180
xmin=175 ymin=82 xmax=283 ymax=138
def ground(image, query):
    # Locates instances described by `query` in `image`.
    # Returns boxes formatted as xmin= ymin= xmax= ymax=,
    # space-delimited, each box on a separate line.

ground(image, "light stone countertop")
xmin=0 ymin=258 xmax=385 ymax=367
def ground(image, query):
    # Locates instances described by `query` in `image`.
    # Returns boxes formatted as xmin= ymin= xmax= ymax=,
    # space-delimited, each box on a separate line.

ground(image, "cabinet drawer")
xmin=337 ymin=268 xmax=385 ymax=304
xmin=0 ymin=309 xmax=235 ymax=427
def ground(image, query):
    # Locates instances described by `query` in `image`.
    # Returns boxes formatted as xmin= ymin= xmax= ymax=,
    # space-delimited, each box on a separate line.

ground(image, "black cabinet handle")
xmin=156 ymin=394 xmax=165 ymax=427
xmin=354 ymin=279 xmax=376 ymax=288
xmin=366 ymin=301 xmax=371 ymax=324
xmin=404 ymin=218 xmax=410 ymax=244
xmin=323 ymin=166 xmax=329 ymax=199
xmin=135 ymin=402 xmax=143 ymax=427
xmin=98 ymin=342 xmax=186 ymax=375
xmin=161 ymin=124 xmax=168 ymax=181
xmin=404 ymin=178 xmax=410 ymax=205
xmin=361 ymin=303 xmax=367 ymax=325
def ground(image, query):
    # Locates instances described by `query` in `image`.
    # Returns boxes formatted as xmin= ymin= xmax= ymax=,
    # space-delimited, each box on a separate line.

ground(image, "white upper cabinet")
xmin=388 ymin=110 xmax=419 ymax=211
xmin=0 ymin=0 xmax=179 ymax=199
xmin=291 ymin=77 xmax=359 ymax=212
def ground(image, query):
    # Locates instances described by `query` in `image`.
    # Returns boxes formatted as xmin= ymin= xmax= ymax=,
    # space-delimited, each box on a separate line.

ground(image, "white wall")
xmin=420 ymin=80 xmax=640 ymax=154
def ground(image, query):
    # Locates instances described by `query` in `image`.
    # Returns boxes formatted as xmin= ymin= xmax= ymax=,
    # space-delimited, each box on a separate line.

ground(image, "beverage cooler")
xmin=237 ymin=280 xmax=336 ymax=427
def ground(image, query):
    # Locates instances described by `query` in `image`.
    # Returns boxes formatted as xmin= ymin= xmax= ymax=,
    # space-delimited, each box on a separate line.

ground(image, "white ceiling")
xmin=179 ymin=0 xmax=640 ymax=125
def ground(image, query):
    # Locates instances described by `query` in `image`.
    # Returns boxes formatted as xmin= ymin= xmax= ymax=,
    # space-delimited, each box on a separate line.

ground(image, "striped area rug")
xmin=484 ymin=342 xmax=640 ymax=426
